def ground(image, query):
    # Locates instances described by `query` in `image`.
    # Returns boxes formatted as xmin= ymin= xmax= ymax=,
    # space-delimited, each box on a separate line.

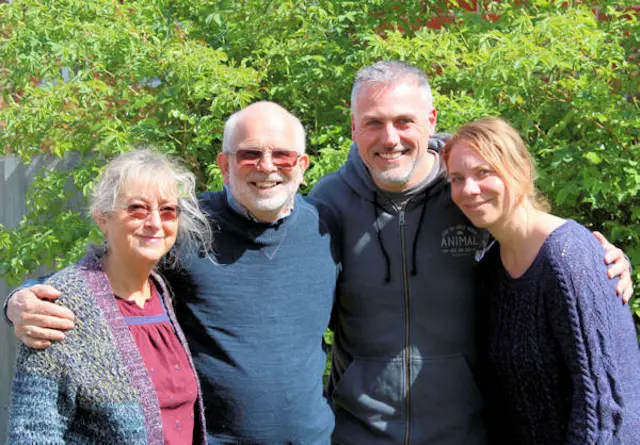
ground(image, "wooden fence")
xmin=0 ymin=154 xmax=79 ymax=440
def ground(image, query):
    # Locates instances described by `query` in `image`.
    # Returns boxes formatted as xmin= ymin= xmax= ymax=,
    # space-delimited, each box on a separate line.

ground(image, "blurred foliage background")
xmin=1 ymin=0 xmax=638 ymax=330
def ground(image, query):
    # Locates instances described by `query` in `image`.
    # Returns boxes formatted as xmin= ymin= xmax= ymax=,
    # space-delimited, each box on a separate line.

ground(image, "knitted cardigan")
xmin=8 ymin=248 xmax=207 ymax=445
xmin=477 ymin=220 xmax=640 ymax=444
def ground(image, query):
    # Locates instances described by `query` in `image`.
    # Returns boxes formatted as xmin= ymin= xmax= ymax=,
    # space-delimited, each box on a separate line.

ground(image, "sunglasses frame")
xmin=123 ymin=203 xmax=181 ymax=222
xmin=229 ymin=148 xmax=301 ymax=168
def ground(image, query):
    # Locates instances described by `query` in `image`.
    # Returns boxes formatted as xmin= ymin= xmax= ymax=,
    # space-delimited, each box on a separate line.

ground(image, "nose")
xmin=256 ymin=152 xmax=278 ymax=172
xmin=381 ymin=123 xmax=400 ymax=148
xmin=461 ymin=178 xmax=481 ymax=196
xmin=144 ymin=209 xmax=163 ymax=228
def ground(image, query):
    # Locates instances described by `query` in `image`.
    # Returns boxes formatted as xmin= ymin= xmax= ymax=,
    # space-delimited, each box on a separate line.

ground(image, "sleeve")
xmin=306 ymin=194 xmax=344 ymax=333
xmin=3 ymin=277 xmax=48 ymax=325
xmin=7 ymin=342 xmax=77 ymax=444
xmin=546 ymin=236 xmax=628 ymax=445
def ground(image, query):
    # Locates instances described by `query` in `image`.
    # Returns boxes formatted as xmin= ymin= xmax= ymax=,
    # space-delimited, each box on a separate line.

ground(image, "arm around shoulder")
xmin=309 ymin=169 xmax=344 ymax=204
xmin=4 ymin=281 xmax=75 ymax=349
xmin=3 ymin=278 xmax=47 ymax=325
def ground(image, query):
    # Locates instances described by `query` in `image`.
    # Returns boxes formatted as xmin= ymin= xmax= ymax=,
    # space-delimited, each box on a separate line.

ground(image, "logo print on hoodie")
xmin=440 ymin=224 xmax=482 ymax=257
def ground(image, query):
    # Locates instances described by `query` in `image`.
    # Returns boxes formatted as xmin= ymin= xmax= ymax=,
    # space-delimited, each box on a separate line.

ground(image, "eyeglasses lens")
xmin=234 ymin=149 xmax=299 ymax=167
xmin=126 ymin=204 xmax=180 ymax=221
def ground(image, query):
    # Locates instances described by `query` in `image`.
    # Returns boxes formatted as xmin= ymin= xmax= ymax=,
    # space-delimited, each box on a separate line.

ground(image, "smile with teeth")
xmin=377 ymin=150 xmax=408 ymax=161
xmin=251 ymin=180 xmax=281 ymax=189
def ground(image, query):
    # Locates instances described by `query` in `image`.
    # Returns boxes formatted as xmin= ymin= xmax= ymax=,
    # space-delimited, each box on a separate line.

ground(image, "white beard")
xmin=228 ymin=171 xmax=299 ymax=218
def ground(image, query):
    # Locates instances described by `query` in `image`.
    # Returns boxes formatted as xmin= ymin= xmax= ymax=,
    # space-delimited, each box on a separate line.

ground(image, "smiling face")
xmin=218 ymin=104 xmax=309 ymax=222
xmin=351 ymin=81 xmax=437 ymax=192
xmin=446 ymin=141 xmax=510 ymax=230
xmin=96 ymin=180 xmax=179 ymax=267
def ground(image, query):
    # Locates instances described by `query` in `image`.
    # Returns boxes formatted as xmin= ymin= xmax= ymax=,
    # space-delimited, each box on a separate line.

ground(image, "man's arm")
xmin=5 ymin=284 xmax=75 ymax=349
xmin=593 ymin=231 xmax=633 ymax=302
xmin=5 ymin=254 xmax=177 ymax=350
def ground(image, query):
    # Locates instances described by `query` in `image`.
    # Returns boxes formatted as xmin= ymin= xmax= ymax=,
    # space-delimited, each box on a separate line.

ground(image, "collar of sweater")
xmin=216 ymin=192 xmax=300 ymax=248
xmin=223 ymin=185 xmax=293 ymax=223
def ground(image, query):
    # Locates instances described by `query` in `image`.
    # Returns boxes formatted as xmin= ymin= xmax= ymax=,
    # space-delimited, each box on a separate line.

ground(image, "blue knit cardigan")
xmin=8 ymin=248 xmax=207 ymax=445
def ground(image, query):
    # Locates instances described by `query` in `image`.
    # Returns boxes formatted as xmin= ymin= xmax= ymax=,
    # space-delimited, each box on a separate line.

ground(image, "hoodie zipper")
xmin=399 ymin=207 xmax=411 ymax=445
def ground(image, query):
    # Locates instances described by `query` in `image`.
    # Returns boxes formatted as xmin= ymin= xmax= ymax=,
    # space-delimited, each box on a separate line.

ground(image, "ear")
xmin=427 ymin=107 xmax=437 ymax=134
xmin=93 ymin=211 xmax=108 ymax=236
xmin=217 ymin=152 xmax=231 ymax=185
xmin=298 ymin=153 xmax=310 ymax=174
xmin=351 ymin=114 xmax=356 ymax=140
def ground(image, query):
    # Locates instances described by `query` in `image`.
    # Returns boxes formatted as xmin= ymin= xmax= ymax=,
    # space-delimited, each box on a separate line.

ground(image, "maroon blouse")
xmin=115 ymin=280 xmax=198 ymax=445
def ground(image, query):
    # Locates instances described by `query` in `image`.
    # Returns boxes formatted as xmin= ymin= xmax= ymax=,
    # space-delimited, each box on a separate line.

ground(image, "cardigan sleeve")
xmin=8 ymin=343 xmax=77 ymax=444
xmin=546 ymin=232 xmax=626 ymax=445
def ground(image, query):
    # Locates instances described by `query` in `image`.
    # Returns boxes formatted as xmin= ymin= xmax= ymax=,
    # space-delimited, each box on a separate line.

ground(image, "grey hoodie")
xmin=311 ymin=137 xmax=489 ymax=445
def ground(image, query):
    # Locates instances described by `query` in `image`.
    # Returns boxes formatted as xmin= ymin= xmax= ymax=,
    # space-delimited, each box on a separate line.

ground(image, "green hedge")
xmin=1 ymin=0 xmax=638 ymax=331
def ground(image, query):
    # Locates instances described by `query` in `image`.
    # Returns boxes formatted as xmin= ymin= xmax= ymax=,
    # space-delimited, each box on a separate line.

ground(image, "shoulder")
xmin=298 ymin=194 xmax=324 ymax=214
xmin=544 ymin=220 xmax=605 ymax=272
xmin=310 ymin=169 xmax=349 ymax=200
xmin=541 ymin=220 xmax=618 ymax=307
xmin=17 ymin=264 xmax=94 ymax=370
xmin=44 ymin=263 xmax=80 ymax=285
xmin=42 ymin=256 xmax=114 ymax=323
xmin=198 ymin=190 xmax=225 ymax=217
xmin=429 ymin=133 xmax=452 ymax=152
xmin=309 ymin=168 xmax=366 ymax=222
xmin=297 ymin=195 xmax=341 ymax=236
xmin=44 ymin=264 xmax=89 ymax=307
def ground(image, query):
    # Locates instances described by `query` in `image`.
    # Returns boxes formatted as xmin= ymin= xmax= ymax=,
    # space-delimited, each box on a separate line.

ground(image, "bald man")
xmin=7 ymin=101 xmax=339 ymax=444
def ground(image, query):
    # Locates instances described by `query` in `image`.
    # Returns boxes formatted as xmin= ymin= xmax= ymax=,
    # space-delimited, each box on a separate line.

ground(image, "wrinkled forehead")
xmin=232 ymin=116 xmax=301 ymax=152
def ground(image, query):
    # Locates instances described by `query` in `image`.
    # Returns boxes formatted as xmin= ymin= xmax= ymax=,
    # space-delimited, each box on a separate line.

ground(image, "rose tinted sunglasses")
xmin=125 ymin=203 xmax=181 ymax=221
xmin=230 ymin=149 xmax=301 ymax=168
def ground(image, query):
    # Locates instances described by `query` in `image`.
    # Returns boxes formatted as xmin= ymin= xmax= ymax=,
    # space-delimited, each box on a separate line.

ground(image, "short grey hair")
xmin=90 ymin=149 xmax=212 ymax=260
xmin=351 ymin=60 xmax=433 ymax=113
xmin=221 ymin=101 xmax=307 ymax=154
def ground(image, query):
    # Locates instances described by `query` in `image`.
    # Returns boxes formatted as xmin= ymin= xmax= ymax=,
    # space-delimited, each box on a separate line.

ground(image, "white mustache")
xmin=247 ymin=174 xmax=287 ymax=182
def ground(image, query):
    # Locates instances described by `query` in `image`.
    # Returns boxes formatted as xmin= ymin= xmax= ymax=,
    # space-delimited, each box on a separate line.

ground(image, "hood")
xmin=336 ymin=134 xmax=452 ymax=283
xmin=339 ymin=133 xmax=451 ymax=202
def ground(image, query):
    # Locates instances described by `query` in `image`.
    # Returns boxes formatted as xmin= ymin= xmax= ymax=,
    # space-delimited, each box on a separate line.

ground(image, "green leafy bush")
xmin=1 ymin=0 xmax=638 ymax=334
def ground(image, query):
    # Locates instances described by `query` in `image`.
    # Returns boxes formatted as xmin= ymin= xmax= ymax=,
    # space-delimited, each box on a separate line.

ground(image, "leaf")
xmin=583 ymin=152 xmax=603 ymax=165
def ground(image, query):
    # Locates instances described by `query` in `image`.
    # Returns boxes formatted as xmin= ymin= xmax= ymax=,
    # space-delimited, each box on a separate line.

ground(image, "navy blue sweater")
xmin=164 ymin=192 xmax=338 ymax=444
xmin=477 ymin=220 xmax=640 ymax=444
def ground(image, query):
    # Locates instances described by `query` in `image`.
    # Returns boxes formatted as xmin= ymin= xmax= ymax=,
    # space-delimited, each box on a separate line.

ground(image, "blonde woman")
xmin=443 ymin=118 xmax=640 ymax=444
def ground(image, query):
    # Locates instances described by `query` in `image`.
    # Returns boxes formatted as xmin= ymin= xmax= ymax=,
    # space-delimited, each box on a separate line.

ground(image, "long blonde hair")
xmin=443 ymin=117 xmax=550 ymax=212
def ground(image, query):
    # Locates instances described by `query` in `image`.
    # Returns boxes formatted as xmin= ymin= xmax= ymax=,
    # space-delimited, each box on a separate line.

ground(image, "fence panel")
xmin=0 ymin=154 xmax=77 ymax=440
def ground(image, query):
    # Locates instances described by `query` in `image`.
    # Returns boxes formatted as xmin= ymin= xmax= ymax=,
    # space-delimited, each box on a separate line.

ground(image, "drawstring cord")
xmin=373 ymin=192 xmax=427 ymax=281
xmin=372 ymin=192 xmax=391 ymax=283
xmin=411 ymin=201 xmax=427 ymax=276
